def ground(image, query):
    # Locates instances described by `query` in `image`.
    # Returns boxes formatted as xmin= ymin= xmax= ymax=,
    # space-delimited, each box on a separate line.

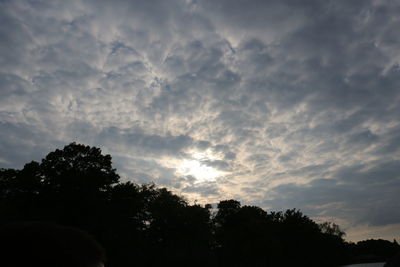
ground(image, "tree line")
xmin=1 ymin=143 xmax=398 ymax=266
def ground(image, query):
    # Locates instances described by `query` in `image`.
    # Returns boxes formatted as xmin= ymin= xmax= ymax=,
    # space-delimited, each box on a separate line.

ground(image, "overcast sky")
xmin=1 ymin=0 xmax=400 ymax=241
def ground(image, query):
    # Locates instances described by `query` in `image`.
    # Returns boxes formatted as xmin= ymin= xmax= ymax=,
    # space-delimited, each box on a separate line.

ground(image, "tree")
xmin=143 ymin=187 xmax=214 ymax=266
xmin=214 ymin=199 xmax=241 ymax=227
xmin=0 ymin=143 xmax=120 ymax=224
xmin=39 ymin=142 xmax=119 ymax=192
xmin=0 ymin=161 xmax=45 ymax=221
xmin=7 ymin=142 xmax=397 ymax=267
xmin=319 ymin=221 xmax=345 ymax=239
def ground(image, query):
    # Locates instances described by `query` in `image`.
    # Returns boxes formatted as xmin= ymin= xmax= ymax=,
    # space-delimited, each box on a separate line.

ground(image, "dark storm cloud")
xmin=1 ymin=0 xmax=400 ymax=240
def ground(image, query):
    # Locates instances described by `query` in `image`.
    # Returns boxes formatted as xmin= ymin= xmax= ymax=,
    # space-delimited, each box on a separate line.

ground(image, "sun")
xmin=176 ymin=151 xmax=225 ymax=183
xmin=179 ymin=159 xmax=221 ymax=182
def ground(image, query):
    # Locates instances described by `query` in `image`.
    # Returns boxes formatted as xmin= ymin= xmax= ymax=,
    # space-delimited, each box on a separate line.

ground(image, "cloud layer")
xmin=1 ymin=0 xmax=400 ymax=241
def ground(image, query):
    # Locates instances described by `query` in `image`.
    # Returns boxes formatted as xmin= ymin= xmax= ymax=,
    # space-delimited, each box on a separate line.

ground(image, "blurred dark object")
xmin=0 ymin=222 xmax=106 ymax=267
xmin=385 ymin=252 xmax=400 ymax=267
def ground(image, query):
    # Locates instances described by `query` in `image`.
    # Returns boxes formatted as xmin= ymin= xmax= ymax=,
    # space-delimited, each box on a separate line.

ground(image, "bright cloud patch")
xmin=178 ymin=159 xmax=222 ymax=183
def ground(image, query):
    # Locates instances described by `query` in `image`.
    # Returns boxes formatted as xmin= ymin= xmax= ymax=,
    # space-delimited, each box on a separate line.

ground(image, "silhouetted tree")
xmin=1 ymin=143 xmax=398 ymax=267
xmin=347 ymin=239 xmax=400 ymax=264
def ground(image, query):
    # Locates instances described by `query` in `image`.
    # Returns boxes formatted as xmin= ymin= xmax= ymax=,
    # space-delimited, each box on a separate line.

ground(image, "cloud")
xmin=264 ymin=160 xmax=400 ymax=228
xmin=1 ymin=0 xmax=400 ymax=240
xmin=182 ymin=182 xmax=220 ymax=198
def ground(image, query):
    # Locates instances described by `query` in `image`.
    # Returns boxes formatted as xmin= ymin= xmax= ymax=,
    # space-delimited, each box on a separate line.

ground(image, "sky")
xmin=1 ymin=0 xmax=400 ymax=242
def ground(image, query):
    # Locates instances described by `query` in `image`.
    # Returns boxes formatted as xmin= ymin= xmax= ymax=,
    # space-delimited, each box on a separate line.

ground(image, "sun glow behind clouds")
xmin=179 ymin=159 xmax=221 ymax=182
xmin=176 ymin=150 xmax=226 ymax=183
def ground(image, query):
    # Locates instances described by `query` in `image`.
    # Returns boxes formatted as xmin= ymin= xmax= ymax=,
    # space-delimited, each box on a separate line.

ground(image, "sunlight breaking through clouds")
xmin=162 ymin=150 xmax=229 ymax=184
xmin=178 ymin=159 xmax=222 ymax=183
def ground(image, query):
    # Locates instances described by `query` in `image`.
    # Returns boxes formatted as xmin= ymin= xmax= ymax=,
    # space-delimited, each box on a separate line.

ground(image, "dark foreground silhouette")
xmin=1 ymin=143 xmax=399 ymax=267
xmin=385 ymin=252 xmax=400 ymax=267
xmin=0 ymin=222 xmax=105 ymax=267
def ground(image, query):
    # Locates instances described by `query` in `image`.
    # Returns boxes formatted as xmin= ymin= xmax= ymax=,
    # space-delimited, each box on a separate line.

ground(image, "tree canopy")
xmin=0 ymin=143 xmax=398 ymax=267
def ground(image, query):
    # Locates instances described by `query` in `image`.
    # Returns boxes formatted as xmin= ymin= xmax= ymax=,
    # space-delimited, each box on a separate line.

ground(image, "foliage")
xmin=1 ymin=143 xmax=398 ymax=267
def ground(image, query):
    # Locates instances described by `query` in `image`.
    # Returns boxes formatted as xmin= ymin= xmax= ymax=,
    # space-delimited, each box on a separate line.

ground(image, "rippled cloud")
xmin=1 ymin=0 xmax=400 ymax=241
